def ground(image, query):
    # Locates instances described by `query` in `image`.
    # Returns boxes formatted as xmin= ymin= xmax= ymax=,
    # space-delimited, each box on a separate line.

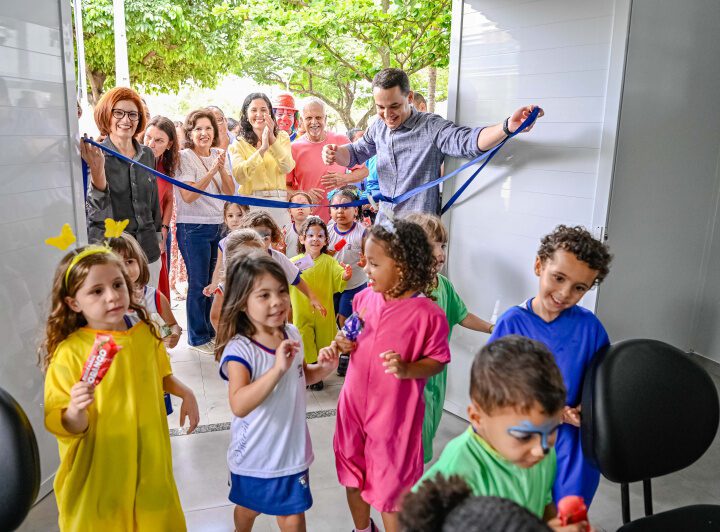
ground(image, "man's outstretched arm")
xmin=477 ymin=104 xmax=544 ymax=151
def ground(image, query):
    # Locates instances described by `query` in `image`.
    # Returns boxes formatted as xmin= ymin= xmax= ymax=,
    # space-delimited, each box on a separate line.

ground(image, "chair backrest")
xmin=0 ymin=387 xmax=41 ymax=531
xmin=581 ymin=339 xmax=719 ymax=483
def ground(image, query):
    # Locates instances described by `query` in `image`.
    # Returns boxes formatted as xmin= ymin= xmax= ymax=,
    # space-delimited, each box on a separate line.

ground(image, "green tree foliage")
xmin=223 ymin=0 xmax=451 ymax=128
xmin=80 ymin=0 xmax=245 ymax=103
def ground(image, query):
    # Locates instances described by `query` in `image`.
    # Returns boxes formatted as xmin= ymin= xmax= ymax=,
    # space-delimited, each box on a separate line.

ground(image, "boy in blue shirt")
xmin=489 ymin=225 xmax=612 ymax=506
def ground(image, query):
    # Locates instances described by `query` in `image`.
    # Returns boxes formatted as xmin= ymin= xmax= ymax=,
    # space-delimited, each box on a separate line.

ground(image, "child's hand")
xmin=68 ymin=381 xmax=95 ymax=413
xmin=547 ymin=517 xmax=592 ymax=532
xmin=562 ymin=405 xmax=582 ymax=427
xmin=380 ymin=350 xmax=409 ymax=379
xmin=179 ymin=391 xmax=200 ymax=434
xmin=341 ymin=262 xmax=353 ymax=281
xmin=274 ymin=340 xmax=300 ymax=374
xmin=334 ymin=332 xmax=356 ymax=354
xmin=202 ymin=283 xmax=218 ymax=297
xmin=163 ymin=325 xmax=181 ymax=349
xmin=311 ymin=298 xmax=327 ymax=317
xmin=357 ymin=254 xmax=367 ymax=268
xmin=317 ymin=345 xmax=340 ymax=369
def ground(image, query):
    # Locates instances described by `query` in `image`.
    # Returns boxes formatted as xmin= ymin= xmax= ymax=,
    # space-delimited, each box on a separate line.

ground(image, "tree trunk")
xmin=88 ymin=69 xmax=107 ymax=105
xmin=427 ymin=66 xmax=437 ymax=113
xmin=380 ymin=0 xmax=391 ymax=68
xmin=357 ymin=105 xmax=375 ymax=130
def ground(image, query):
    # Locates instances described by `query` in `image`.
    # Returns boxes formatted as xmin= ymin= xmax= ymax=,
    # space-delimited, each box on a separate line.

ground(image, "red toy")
xmin=80 ymin=334 xmax=121 ymax=387
xmin=334 ymin=238 xmax=347 ymax=252
xmin=558 ymin=495 xmax=588 ymax=525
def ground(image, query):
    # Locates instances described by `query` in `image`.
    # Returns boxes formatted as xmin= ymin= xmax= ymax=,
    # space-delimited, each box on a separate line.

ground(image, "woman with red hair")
xmin=80 ymin=86 xmax=163 ymax=286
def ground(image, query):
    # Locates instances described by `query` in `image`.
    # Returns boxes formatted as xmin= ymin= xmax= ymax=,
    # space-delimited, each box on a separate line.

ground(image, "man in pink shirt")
xmin=287 ymin=98 xmax=368 ymax=221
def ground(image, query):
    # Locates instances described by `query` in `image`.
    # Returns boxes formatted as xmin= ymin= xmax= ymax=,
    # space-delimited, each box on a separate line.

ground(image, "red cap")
xmin=272 ymin=92 xmax=297 ymax=111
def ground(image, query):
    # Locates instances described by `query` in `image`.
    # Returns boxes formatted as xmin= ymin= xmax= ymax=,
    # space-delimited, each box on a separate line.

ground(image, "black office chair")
xmin=581 ymin=339 xmax=720 ymax=531
xmin=0 ymin=386 xmax=41 ymax=531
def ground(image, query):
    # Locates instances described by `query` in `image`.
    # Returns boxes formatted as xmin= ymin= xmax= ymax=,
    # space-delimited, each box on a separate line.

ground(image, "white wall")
xmin=0 ymin=0 xmax=85 ymax=496
xmin=442 ymin=0 xmax=629 ymax=417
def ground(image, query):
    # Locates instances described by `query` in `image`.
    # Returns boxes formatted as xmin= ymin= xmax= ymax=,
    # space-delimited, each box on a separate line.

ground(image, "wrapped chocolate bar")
xmin=341 ymin=312 xmax=364 ymax=342
xmin=334 ymin=238 xmax=347 ymax=252
xmin=80 ymin=334 xmax=121 ymax=386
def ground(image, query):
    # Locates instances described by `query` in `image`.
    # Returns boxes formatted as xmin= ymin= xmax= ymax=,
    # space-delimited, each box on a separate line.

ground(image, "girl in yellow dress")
xmin=40 ymin=245 xmax=195 ymax=531
xmin=290 ymin=216 xmax=352 ymax=390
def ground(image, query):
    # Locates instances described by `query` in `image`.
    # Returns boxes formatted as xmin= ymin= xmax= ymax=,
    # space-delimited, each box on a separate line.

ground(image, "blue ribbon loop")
xmin=81 ymin=107 xmax=540 ymax=213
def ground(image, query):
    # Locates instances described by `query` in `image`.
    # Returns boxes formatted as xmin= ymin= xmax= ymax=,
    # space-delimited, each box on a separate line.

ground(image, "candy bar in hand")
xmin=558 ymin=495 xmax=587 ymax=525
xmin=341 ymin=312 xmax=364 ymax=341
xmin=334 ymin=238 xmax=347 ymax=252
xmin=80 ymin=334 xmax=121 ymax=387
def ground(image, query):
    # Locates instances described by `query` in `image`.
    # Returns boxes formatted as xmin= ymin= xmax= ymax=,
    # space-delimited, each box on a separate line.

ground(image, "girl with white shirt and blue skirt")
xmin=215 ymin=254 xmax=338 ymax=531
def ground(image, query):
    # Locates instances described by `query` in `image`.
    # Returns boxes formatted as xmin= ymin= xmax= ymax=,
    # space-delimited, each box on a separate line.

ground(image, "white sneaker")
xmin=191 ymin=341 xmax=215 ymax=355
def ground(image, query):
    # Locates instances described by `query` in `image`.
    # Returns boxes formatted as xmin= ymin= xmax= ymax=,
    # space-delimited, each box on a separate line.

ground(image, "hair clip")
xmin=45 ymin=223 xmax=77 ymax=250
xmin=378 ymin=217 xmax=397 ymax=235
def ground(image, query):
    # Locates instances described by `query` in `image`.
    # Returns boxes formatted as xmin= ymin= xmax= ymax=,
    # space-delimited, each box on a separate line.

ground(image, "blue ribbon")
xmin=80 ymin=107 xmax=539 ymax=212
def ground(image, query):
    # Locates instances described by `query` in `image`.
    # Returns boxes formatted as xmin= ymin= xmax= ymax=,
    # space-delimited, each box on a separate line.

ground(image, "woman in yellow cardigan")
xmin=229 ymin=93 xmax=296 ymax=227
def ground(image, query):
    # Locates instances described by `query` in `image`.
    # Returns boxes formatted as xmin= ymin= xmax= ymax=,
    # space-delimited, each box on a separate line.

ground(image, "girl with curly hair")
xmin=325 ymin=218 xmax=451 ymax=532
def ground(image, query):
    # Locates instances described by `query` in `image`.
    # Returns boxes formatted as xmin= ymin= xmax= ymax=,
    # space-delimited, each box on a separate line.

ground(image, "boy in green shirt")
xmin=404 ymin=213 xmax=494 ymax=463
xmin=416 ymin=335 xmax=591 ymax=531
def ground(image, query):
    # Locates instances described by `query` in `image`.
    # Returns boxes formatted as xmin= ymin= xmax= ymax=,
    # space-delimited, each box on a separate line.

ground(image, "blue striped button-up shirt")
xmin=346 ymin=108 xmax=485 ymax=216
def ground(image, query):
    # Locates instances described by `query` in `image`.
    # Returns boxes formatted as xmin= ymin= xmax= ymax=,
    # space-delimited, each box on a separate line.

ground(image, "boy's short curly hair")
xmin=368 ymin=219 xmax=436 ymax=298
xmin=400 ymin=474 xmax=551 ymax=532
xmin=471 ymin=335 xmax=566 ymax=416
xmin=538 ymin=225 xmax=612 ymax=285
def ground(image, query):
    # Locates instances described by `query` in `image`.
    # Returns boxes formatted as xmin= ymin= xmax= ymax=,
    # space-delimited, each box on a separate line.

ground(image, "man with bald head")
xmin=287 ymin=98 xmax=368 ymax=221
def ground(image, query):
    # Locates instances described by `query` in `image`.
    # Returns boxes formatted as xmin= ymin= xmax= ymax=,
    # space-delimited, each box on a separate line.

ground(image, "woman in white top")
xmin=176 ymin=108 xmax=237 ymax=353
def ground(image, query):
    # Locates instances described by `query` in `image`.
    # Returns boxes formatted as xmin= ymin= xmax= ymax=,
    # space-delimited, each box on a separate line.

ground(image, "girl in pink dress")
xmin=325 ymin=218 xmax=451 ymax=532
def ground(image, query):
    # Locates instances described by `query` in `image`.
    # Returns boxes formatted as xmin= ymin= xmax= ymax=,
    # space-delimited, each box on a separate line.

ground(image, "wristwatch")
xmin=503 ymin=117 xmax=513 ymax=137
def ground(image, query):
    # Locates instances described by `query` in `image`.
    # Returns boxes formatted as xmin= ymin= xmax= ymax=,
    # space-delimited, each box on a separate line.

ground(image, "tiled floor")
xmin=17 ymin=300 xmax=720 ymax=531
